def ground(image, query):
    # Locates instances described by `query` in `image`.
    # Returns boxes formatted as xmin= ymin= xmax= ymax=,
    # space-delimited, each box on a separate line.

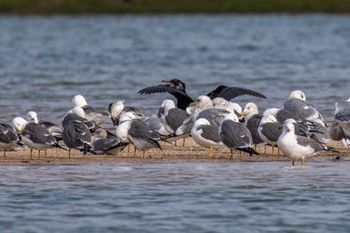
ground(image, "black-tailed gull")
xmin=241 ymin=102 xmax=265 ymax=145
xmin=191 ymin=118 xmax=223 ymax=157
xmin=284 ymin=90 xmax=327 ymax=127
xmin=108 ymin=99 xmax=144 ymax=126
xmin=92 ymin=128 xmax=128 ymax=155
xmin=72 ymin=94 xmax=110 ymax=124
xmin=27 ymin=111 xmax=63 ymax=141
xmin=62 ymin=120 xmax=93 ymax=157
xmin=258 ymin=114 xmax=283 ymax=154
xmin=219 ymin=113 xmax=258 ymax=157
xmin=278 ymin=121 xmax=325 ymax=166
xmin=0 ymin=122 xmax=22 ymax=156
xmin=116 ymin=112 xmax=162 ymax=157
xmin=12 ymin=117 xmax=65 ymax=159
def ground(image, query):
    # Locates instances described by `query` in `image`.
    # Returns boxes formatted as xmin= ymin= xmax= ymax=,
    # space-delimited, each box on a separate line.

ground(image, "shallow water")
xmin=1 ymin=161 xmax=350 ymax=232
xmin=0 ymin=14 xmax=350 ymax=123
xmin=1 ymin=14 xmax=350 ymax=232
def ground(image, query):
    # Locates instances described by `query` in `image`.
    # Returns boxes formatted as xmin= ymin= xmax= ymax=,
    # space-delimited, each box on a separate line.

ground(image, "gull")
xmin=116 ymin=112 xmax=162 ymax=157
xmin=0 ymin=122 xmax=22 ymax=156
xmin=284 ymin=90 xmax=327 ymax=127
xmin=92 ymin=128 xmax=128 ymax=155
xmin=12 ymin=117 xmax=65 ymax=159
xmin=108 ymin=99 xmax=143 ymax=126
xmin=219 ymin=113 xmax=258 ymax=158
xmin=278 ymin=121 xmax=327 ymax=166
xmin=191 ymin=118 xmax=223 ymax=157
xmin=72 ymin=94 xmax=110 ymax=124
xmin=27 ymin=111 xmax=63 ymax=141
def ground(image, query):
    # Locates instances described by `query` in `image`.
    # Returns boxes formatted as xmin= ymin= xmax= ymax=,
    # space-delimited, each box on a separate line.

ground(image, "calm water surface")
xmin=1 ymin=14 xmax=350 ymax=232
xmin=1 ymin=162 xmax=350 ymax=233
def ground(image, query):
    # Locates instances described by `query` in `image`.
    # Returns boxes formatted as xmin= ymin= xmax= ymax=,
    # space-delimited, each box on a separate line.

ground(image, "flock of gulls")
xmin=1 ymin=79 xmax=349 ymax=166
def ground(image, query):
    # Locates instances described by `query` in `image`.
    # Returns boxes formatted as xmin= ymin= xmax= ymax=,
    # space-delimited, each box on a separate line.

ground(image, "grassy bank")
xmin=1 ymin=0 xmax=350 ymax=14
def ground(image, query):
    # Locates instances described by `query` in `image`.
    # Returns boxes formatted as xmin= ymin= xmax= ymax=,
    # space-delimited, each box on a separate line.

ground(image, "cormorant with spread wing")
xmin=138 ymin=79 xmax=267 ymax=110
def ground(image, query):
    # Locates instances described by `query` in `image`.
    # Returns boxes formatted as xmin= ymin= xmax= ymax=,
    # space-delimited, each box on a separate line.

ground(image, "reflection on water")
xmin=0 ymin=162 xmax=350 ymax=232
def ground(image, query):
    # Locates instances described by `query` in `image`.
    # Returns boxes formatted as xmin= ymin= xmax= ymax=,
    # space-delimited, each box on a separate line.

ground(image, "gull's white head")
xmin=283 ymin=121 xmax=295 ymax=134
xmin=12 ymin=117 xmax=28 ymax=132
xmin=119 ymin=112 xmax=136 ymax=124
xmin=222 ymin=113 xmax=239 ymax=123
xmin=260 ymin=114 xmax=278 ymax=124
xmin=190 ymin=95 xmax=213 ymax=109
xmin=72 ymin=94 xmax=88 ymax=107
xmin=109 ymin=100 xmax=125 ymax=118
xmin=193 ymin=118 xmax=211 ymax=128
xmin=161 ymin=99 xmax=176 ymax=111
xmin=287 ymin=90 xmax=306 ymax=101
xmin=241 ymin=102 xmax=258 ymax=116
xmin=27 ymin=111 xmax=39 ymax=124
xmin=71 ymin=106 xmax=86 ymax=118
xmin=263 ymin=108 xmax=281 ymax=117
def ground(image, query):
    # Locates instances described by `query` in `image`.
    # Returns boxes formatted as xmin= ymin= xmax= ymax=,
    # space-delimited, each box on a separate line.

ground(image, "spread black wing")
xmin=138 ymin=85 xmax=194 ymax=110
xmin=207 ymin=85 xmax=267 ymax=100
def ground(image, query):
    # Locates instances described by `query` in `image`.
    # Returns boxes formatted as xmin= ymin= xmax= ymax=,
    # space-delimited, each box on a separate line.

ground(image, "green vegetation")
xmin=1 ymin=0 xmax=350 ymax=14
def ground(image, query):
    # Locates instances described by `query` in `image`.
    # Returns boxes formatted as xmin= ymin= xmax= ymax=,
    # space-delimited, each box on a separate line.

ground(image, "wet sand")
xmin=0 ymin=138 xmax=348 ymax=165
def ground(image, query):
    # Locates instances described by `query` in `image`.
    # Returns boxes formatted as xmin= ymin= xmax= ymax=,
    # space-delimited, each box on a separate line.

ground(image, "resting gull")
xmin=241 ymin=102 xmax=265 ymax=145
xmin=12 ymin=117 xmax=65 ymax=159
xmin=116 ymin=112 xmax=162 ymax=157
xmin=284 ymin=90 xmax=327 ymax=127
xmin=258 ymin=114 xmax=283 ymax=154
xmin=138 ymin=79 xmax=266 ymax=110
xmin=72 ymin=94 xmax=110 ymax=124
xmin=108 ymin=99 xmax=144 ymax=126
xmin=278 ymin=121 xmax=326 ymax=166
xmin=219 ymin=113 xmax=258 ymax=158
xmin=0 ymin=122 xmax=22 ymax=156
xmin=191 ymin=118 xmax=223 ymax=157
xmin=92 ymin=128 xmax=128 ymax=155
xmin=62 ymin=120 xmax=93 ymax=157
xmin=332 ymin=98 xmax=350 ymax=147
xmin=27 ymin=111 xmax=63 ymax=141
xmin=62 ymin=106 xmax=95 ymax=132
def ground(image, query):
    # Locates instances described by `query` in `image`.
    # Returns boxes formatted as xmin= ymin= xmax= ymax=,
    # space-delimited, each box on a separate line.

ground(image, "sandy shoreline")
xmin=0 ymin=138 xmax=348 ymax=165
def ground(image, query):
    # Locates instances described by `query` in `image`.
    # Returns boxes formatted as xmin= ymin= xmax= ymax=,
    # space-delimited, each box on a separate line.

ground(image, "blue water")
xmin=1 ymin=14 xmax=350 ymax=232
xmin=0 ymin=162 xmax=350 ymax=232
xmin=0 ymin=15 xmax=350 ymax=123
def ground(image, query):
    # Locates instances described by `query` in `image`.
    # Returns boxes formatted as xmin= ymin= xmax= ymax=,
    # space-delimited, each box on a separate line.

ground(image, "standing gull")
xmin=12 ymin=117 xmax=65 ymax=159
xmin=191 ymin=118 xmax=223 ymax=157
xmin=116 ymin=112 xmax=162 ymax=157
xmin=278 ymin=121 xmax=326 ymax=166
xmin=62 ymin=120 xmax=93 ymax=157
xmin=0 ymin=122 xmax=22 ymax=156
xmin=258 ymin=114 xmax=283 ymax=154
xmin=331 ymin=98 xmax=350 ymax=147
xmin=219 ymin=113 xmax=258 ymax=158
xmin=27 ymin=111 xmax=63 ymax=141
xmin=240 ymin=102 xmax=265 ymax=146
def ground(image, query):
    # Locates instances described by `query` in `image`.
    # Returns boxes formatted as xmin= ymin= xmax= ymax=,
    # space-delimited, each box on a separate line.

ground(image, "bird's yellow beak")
xmin=189 ymin=102 xmax=196 ymax=106
xmin=240 ymin=111 xmax=247 ymax=116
